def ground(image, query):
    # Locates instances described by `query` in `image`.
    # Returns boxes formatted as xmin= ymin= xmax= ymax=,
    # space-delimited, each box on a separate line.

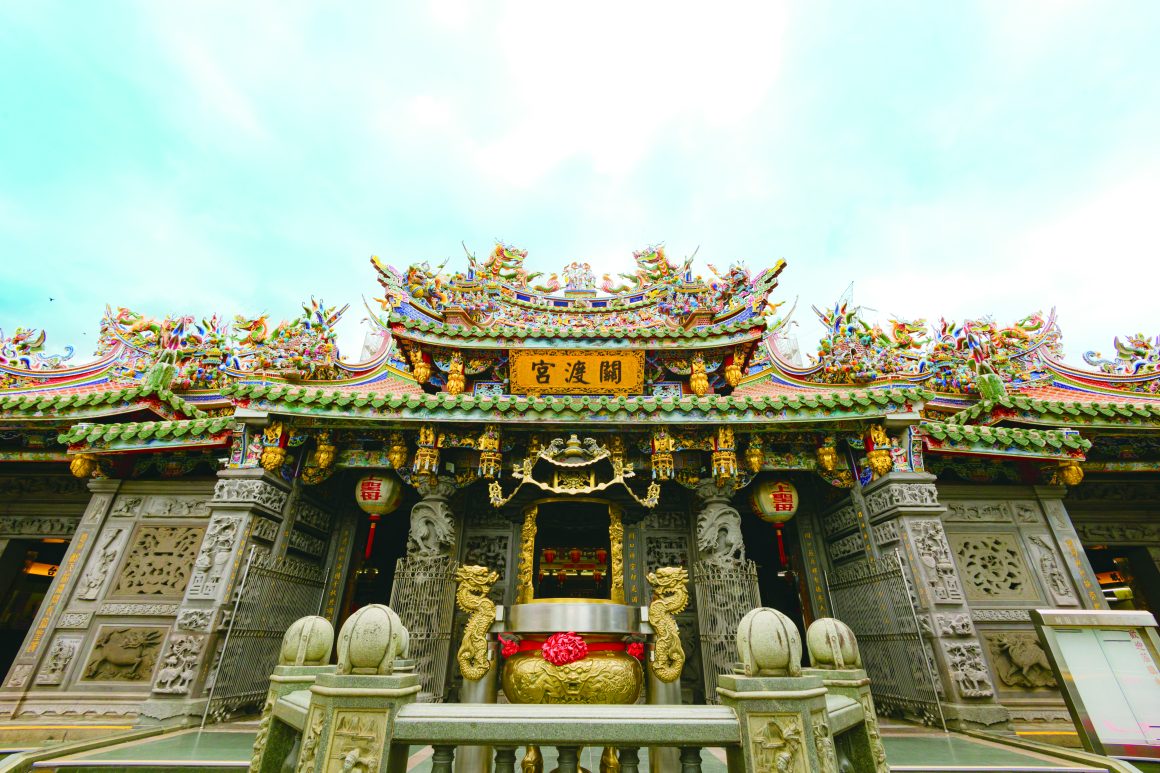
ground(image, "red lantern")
xmin=569 ymin=548 xmax=582 ymax=563
xmin=593 ymin=570 xmax=603 ymax=584
xmin=355 ymin=473 xmax=403 ymax=560
xmin=556 ymin=569 xmax=567 ymax=583
xmin=595 ymin=548 xmax=608 ymax=563
xmin=543 ymin=549 xmax=556 ymax=564
xmin=752 ymin=479 xmax=799 ymax=567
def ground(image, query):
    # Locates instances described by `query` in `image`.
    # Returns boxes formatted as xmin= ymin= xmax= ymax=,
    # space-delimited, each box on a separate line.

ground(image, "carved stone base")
xmin=940 ymin=702 xmax=1013 ymax=733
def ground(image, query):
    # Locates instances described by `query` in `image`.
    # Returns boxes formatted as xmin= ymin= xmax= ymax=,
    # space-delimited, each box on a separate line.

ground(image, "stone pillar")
xmin=862 ymin=472 xmax=1009 ymax=731
xmin=137 ymin=469 xmax=291 ymax=727
xmin=1034 ymin=486 xmax=1107 ymax=610
xmin=691 ymin=481 xmax=760 ymax=704
xmin=717 ymin=674 xmax=835 ymax=772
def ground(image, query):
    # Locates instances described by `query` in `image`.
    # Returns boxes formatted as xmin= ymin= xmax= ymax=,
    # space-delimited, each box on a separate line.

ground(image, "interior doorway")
xmin=0 ymin=538 xmax=68 ymax=681
xmin=532 ymin=500 xmax=613 ymax=600
xmin=1085 ymin=544 xmax=1160 ymax=612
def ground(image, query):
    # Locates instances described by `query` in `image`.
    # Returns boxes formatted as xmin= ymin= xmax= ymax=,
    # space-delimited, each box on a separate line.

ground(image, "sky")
xmin=1 ymin=1 xmax=1159 ymax=366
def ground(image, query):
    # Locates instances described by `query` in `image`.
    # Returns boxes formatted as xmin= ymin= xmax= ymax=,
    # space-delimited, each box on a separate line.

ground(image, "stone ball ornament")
xmin=335 ymin=604 xmax=409 ymax=675
xmin=279 ymin=615 xmax=334 ymax=666
xmin=736 ymin=607 xmax=802 ymax=677
xmin=806 ymin=618 xmax=862 ymax=670
xmin=354 ymin=473 xmax=404 ymax=516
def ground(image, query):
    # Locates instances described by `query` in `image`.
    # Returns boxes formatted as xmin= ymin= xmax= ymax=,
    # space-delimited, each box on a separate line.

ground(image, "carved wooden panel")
xmin=110 ymin=525 xmax=204 ymax=599
xmin=948 ymin=532 xmax=1039 ymax=602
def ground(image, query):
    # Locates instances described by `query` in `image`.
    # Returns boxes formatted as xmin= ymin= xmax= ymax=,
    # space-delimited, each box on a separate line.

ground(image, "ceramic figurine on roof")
xmin=1084 ymin=333 xmax=1160 ymax=375
xmin=0 ymin=327 xmax=73 ymax=370
xmin=472 ymin=242 xmax=541 ymax=288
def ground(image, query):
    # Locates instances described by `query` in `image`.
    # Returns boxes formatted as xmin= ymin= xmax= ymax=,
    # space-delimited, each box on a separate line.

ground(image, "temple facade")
xmin=1 ymin=243 xmax=1158 ymax=743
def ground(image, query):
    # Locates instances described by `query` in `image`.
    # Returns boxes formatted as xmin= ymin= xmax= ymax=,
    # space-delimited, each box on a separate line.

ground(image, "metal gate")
xmin=826 ymin=550 xmax=945 ymax=729
xmin=389 ymin=555 xmax=457 ymax=702
xmin=693 ymin=559 xmax=761 ymax=704
xmin=204 ymin=549 xmax=326 ymax=722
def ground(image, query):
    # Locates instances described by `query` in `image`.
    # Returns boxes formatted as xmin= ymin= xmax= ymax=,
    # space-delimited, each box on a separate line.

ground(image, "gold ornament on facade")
xmin=1058 ymin=461 xmax=1084 ymax=486
xmin=413 ymin=424 xmax=440 ymax=477
xmin=690 ymin=352 xmax=711 ymax=396
xmin=386 ymin=432 xmax=409 ymax=469
xmin=724 ymin=346 xmax=746 ymax=387
xmin=609 ymin=435 xmax=625 ymax=468
xmin=446 ymin=351 xmax=466 ymax=396
xmin=745 ymin=436 xmax=765 ymax=473
xmin=312 ymin=432 xmax=336 ymax=469
xmin=516 ymin=506 xmax=538 ymax=603
xmin=407 ymin=346 xmax=431 ymax=384
xmin=502 ymin=649 xmax=643 ymax=705
xmin=609 ymin=505 xmax=625 ymax=604
xmin=650 ymin=427 xmax=675 ymax=480
xmin=647 ymin=567 xmax=689 ymax=683
xmin=477 ymin=424 xmax=503 ymax=479
xmin=260 ymin=422 xmax=287 ymax=471
xmin=816 ymin=444 xmax=837 ymax=472
xmin=69 ymin=453 xmax=101 ymax=479
xmin=866 ymin=449 xmax=892 ymax=479
xmin=712 ymin=425 xmax=738 ymax=485
xmin=453 ymin=565 xmax=499 ymax=681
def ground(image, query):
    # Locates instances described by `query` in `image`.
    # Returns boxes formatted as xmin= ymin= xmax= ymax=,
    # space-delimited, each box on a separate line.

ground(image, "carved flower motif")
xmin=541 ymin=631 xmax=588 ymax=666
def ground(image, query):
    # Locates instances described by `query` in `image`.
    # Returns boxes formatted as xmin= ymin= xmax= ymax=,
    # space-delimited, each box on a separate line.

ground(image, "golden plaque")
xmin=509 ymin=349 xmax=645 ymax=396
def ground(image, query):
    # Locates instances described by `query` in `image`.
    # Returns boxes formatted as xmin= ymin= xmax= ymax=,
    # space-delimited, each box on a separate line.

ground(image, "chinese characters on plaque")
xmin=509 ymin=350 xmax=645 ymax=396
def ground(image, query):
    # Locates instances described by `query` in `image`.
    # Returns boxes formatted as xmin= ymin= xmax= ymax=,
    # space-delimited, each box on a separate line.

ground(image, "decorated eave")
xmin=945 ymin=394 xmax=1160 ymax=431
xmin=59 ymin=417 xmax=233 ymax=455
xmin=222 ymin=382 xmax=928 ymax=426
xmin=920 ymin=421 xmax=1090 ymax=461
xmin=0 ymin=383 xmax=208 ymax=425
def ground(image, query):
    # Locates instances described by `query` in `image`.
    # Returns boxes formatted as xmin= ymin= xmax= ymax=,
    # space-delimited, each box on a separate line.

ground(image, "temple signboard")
xmin=509 ymin=349 xmax=645 ymax=396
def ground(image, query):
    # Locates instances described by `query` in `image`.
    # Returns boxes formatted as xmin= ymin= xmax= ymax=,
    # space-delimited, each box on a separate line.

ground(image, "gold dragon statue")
xmin=647 ymin=567 xmax=690 ymax=683
xmin=454 ymin=564 xmax=500 ymax=681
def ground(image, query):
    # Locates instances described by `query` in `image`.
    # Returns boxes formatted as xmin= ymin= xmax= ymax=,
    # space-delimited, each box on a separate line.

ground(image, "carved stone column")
xmin=1033 ymin=486 xmax=1107 ymax=610
xmin=864 ymin=472 xmax=1010 ymax=731
xmin=137 ymin=469 xmax=290 ymax=727
xmin=691 ymin=481 xmax=760 ymax=704
xmin=388 ymin=478 xmax=461 ymax=703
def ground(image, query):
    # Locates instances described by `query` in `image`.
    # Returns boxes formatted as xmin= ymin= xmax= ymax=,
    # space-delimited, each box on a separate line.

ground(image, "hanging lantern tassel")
xmin=365 ymin=514 xmax=381 ymax=559
xmin=774 ymin=522 xmax=787 ymax=567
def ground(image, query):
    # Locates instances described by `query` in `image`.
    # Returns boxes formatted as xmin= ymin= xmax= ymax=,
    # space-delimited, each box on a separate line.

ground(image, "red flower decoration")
xmin=499 ymin=635 xmax=519 ymax=658
xmin=627 ymin=642 xmax=645 ymax=660
xmin=541 ymin=631 xmax=588 ymax=666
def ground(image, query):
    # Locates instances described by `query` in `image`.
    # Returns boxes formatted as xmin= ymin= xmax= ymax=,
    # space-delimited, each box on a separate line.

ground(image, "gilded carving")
xmin=516 ymin=506 xmax=537 ymax=603
xmin=502 ymin=651 xmax=643 ymax=704
xmin=111 ymin=526 xmax=204 ymax=598
xmin=81 ymin=626 xmax=166 ymax=682
xmin=453 ymin=565 xmax=498 ymax=681
xmin=647 ymin=567 xmax=689 ymax=683
xmin=609 ymin=506 xmax=624 ymax=603
xmin=987 ymin=632 xmax=1057 ymax=689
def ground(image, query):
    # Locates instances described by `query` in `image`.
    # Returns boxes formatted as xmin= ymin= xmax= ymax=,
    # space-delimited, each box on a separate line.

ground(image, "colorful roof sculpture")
xmin=0 ymin=243 xmax=1157 ymax=474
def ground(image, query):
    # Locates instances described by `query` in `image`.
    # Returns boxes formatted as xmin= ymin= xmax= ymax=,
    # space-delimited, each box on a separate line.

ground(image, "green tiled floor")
xmin=44 ymin=730 xmax=254 ymax=766
xmin=882 ymin=733 xmax=1103 ymax=771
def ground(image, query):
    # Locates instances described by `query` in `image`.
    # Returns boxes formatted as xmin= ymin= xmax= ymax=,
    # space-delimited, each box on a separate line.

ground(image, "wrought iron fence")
xmin=203 ymin=549 xmax=326 ymax=723
xmin=389 ymin=554 xmax=458 ymax=702
xmin=693 ymin=559 xmax=760 ymax=704
xmin=826 ymin=550 xmax=945 ymax=729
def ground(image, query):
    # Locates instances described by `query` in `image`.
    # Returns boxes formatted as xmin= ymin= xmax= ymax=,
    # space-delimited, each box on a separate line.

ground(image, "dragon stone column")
xmin=388 ymin=477 xmax=460 ymax=703
xmin=691 ymin=481 xmax=760 ymax=704
xmin=859 ymin=470 xmax=1010 ymax=731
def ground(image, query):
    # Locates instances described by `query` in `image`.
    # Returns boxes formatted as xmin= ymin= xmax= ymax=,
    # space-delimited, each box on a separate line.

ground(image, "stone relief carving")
xmin=641 ymin=510 xmax=687 ymax=531
xmin=986 ymin=632 xmax=1057 ymax=689
xmin=696 ymin=501 xmax=746 ymax=564
xmin=292 ymin=500 xmax=331 ymax=532
xmin=288 ymin=529 xmax=326 ymax=558
xmin=1009 ymin=708 xmax=1071 ymax=723
xmin=934 ymin=613 xmax=973 ymax=637
xmin=146 ymin=496 xmax=210 ymax=518
xmin=111 ymin=526 xmax=205 ymax=598
xmin=0 ymin=516 xmax=78 ymax=537
xmin=176 ymin=608 xmax=214 ymax=631
xmin=186 ymin=516 xmax=241 ymax=599
xmin=1013 ymin=503 xmax=1041 ymax=524
xmin=82 ymin=626 xmax=166 ymax=682
xmin=872 ymin=520 xmax=900 ymax=546
xmin=828 ymin=532 xmax=866 ymax=562
xmin=1074 ymin=521 xmax=1160 ymax=544
xmin=860 ymin=694 xmax=891 ymax=773
xmin=212 ymin=478 xmax=287 ymax=514
xmin=328 ymin=711 xmax=387 ymax=773
xmin=83 ymin=493 xmax=113 ymax=523
xmin=1068 ymin=482 xmax=1160 ymax=502
xmin=747 ymin=713 xmax=804 ymax=773
xmin=950 ymin=533 xmax=1038 ymax=602
xmin=466 ymin=506 xmax=509 ymax=529
xmin=864 ymin=483 xmax=939 ymax=517
xmin=944 ymin=642 xmax=994 ymax=698
xmin=971 ymin=608 xmax=1031 ymax=623
xmin=298 ymin=707 xmax=325 ymax=773
xmin=152 ymin=633 xmax=204 ymax=694
xmin=0 ymin=476 xmax=87 ymax=497
xmin=110 ymin=496 xmax=144 ymax=517
xmin=408 ymin=497 xmax=455 ymax=558
xmin=822 ymin=505 xmax=858 ymax=537
xmin=251 ymin=517 xmax=278 ymax=542
xmin=912 ymin=520 xmax=963 ymax=603
xmin=6 ymin=664 xmax=33 ymax=688
xmin=812 ymin=712 xmax=838 ymax=773
xmin=98 ymin=602 xmax=179 ymax=616
xmin=645 ymin=535 xmax=689 ymax=573
xmin=58 ymin=611 xmax=92 ymax=629
xmin=944 ymin=501 xmax=1012 ymax=522
xmin=1027 ymin=535 xmax=1077 ymax=605
xmin=829 ymin=558 xmax=872 ymax=585
xmin=35 ymin=637 xmax=80 ymax=685
xmin=77 ymin=528 xmax=126 ymax=600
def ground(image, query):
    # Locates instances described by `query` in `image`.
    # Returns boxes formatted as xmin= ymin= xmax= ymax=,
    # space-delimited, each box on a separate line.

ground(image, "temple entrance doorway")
xmin=1085 ymin=544 xmax=1160 ymax=612
xmin=531 ymin=501 xmax=614 ymax=600
xmin=739 ymin=502 xmax=808 ymax=649
xmin=0 ymin=538 xmax=67 ymax=682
